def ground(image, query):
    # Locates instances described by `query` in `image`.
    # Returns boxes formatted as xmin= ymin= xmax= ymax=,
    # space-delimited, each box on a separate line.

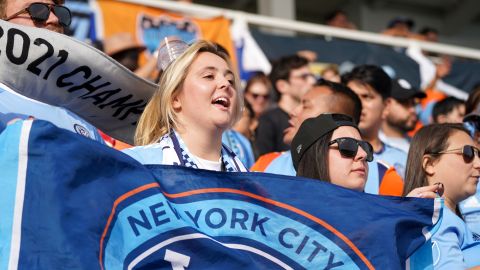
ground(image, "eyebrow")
xmin=201 ymin=66 xmax=234 ymax=77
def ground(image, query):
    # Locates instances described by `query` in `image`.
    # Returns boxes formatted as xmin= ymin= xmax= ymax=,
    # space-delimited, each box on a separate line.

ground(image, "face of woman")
xmin=245 ymin=82 xmax=270 ymax=117
xmin=173 ymin=52 xmax=238 ymax=133
xmin=328 ymin=126 xmax=369 ymax=192
xmin=427 ymin=131 xmax=480 ymax=204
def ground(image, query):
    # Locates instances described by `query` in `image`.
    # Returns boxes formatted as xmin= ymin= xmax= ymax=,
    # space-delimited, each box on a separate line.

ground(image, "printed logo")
xmin=137 ymin=14 xmax=200 ymax=54
xmin=296 ymin=144 xmax=302 ymax=154
xmin=74 ymin=124 xmax=90 ymax=138
xmin=473 ymin=232 xmax=480 ymax=242
xmin=100 ymin=185 xmax=369 ymax=269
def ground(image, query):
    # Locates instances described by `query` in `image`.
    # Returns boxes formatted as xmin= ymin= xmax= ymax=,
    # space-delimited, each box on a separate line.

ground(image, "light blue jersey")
xmin=460 ymin=184 xmax=480 ymax=235
xmin=222 ymin=130 xmax=255 ymax=169
xmin=374 ymin=142 xmax=407 ymax=178
xmin=431 ymin=207 xmax=480 ymax=269
xmin=123 ymin=131 xmax=247 ymax=172
xmin=0 ymin=83 xmax=104 ymax=143
xmin=379 ymin=130 xmax=411 ymax=153
xmin=264 ymin=151 xmax=296 ymax=176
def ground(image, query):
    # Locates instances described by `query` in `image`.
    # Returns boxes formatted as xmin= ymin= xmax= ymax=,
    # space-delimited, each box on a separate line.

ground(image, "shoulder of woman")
xmin=121 ymin=143 xmax=164 ymax=165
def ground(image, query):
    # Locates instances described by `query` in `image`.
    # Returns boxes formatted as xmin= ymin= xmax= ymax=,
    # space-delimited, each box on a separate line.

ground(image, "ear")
xmin=275 ymin=79 xmax=289 ymax=94
xmin=172 ymin=95 xmax=181 ymax=110
xmin=381 ymin=98 xmax=393 ymax=119
xmin=436 ymin=114 xmax=447 ymax=124
xmin=422 ymin=155 xmax=435 ymax=176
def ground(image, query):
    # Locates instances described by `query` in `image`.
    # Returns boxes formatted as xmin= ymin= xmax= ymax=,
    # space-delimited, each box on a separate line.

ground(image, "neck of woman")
xmin=444 ymin=197 xmax=458 ymax=213
xmin=176 ymin=125 xmax=223 ymax=161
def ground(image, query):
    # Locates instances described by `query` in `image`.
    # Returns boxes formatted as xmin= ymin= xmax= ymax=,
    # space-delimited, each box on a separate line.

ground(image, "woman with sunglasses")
xmin=124 ymin=40 xmax=247 ymax=172
xmin=403 ymin=123 xmax=480 ymax=269
xmin=244 ymin=72 xmax=272 ymax=121
xmin=291 ymin=113 xmax=443 ymax=197
xmin=291 ymin=113 xmax=373 ymax=191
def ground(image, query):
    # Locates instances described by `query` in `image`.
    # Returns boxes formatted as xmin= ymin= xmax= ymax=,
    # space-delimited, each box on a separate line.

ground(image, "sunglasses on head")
xmin=328 ymin=137 xmax=374 ymax=162
xmin=436 ymin=145 xmax=480 ymax=163
xmin=6 ymin=2 xmax=72 ymax=27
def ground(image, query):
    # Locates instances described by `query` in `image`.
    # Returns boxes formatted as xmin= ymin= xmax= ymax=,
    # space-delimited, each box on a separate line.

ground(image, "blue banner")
xmin=0 ymin=120 xmax=440 ymax=269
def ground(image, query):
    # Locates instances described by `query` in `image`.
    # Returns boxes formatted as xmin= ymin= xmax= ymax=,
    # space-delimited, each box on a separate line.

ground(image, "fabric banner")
xmin=96 ymin=0 xmax=237 ymax=68
xmin=0 ymin=120 xmax=441 ymax=269
xmin=0 ymin=20 xmax=158 ymax=144
xmin=251 ymin=28 xmax=423 ymax=88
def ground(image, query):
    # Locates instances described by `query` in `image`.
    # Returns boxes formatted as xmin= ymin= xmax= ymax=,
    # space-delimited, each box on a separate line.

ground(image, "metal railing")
xmin=117 ymin=0 xmax=480 ymax=60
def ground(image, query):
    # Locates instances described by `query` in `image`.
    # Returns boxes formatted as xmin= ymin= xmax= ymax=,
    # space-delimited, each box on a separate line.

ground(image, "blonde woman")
xmin=123 ymin=40 xmax=247 ymax=172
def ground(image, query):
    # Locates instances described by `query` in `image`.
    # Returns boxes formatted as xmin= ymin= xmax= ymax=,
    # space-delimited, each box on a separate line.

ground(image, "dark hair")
xmin=341 ymin=65 xmax=392 ymax=100
xmin=245 ymin=72 xmax=272 ymax=95
xmin=432 ymin=97 xmax=465 ymax=123
xmin=243 ymin=98 xmax=254 ymax=119
xmin=297 ymin=130 xmax=333 ymax=181
xmin=419 ymin=27 xmax=438 ymax=36
xmin=269 ymin=55 xmax=309 ymax=99
xmin=324 ymin=10 xmax=346 ymax=24
xmin=316 ymin=79 xmax=362 ymax=124
xmin=296 ymin=114 xmax=355 ymax=182
xmin=465 ymin=83 xmax=480 ymax=115
xmin=403 ymin=123 xmax=469 ymax=196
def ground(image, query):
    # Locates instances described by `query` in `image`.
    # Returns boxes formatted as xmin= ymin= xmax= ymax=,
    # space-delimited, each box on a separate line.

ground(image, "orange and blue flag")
xmin=0 ymin=120 xmax=440 ymax=269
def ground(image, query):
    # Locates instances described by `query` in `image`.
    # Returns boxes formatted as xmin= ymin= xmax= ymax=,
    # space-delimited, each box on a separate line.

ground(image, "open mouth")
xmin=212 ymin=97 xmax=231 ymax=109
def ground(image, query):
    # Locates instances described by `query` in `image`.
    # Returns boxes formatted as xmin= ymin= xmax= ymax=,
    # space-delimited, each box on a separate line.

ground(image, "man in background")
xmin=380 ymin=78 xmax=426 ymax=153
xmin=0 ymin=0 xmax=105 ymax=142
xmin=255 ymin=55 xmax=315 ymax=155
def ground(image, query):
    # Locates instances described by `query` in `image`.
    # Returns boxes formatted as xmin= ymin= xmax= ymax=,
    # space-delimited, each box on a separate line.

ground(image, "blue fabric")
xmin=460 ymin=183 xmax=480 ymax=235
xmin=264 ymin=151 xmax=296 ymax=176
xmin=430 ymin=208 xmax=480 ymax=269
xmin=123 ymin=130 xmax=247 ymax=172
xmin=374 ymin=142 xmax=407 ymax=178
xmin=0 ymin=85 xmax=104 ymax=143
xmin=0 ymin=120 xmax=442 ymax=269
xmin=222 ymin=130 xmax=255 ymax=169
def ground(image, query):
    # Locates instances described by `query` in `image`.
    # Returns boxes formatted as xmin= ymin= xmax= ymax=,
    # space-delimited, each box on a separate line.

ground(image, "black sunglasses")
xmin=329 ymin=137 xmax=374 ymax=162
xmin=6 ymin=2 xmax=72 ymax=27
xmin=436 ymin=145 xmax=480 ymax=163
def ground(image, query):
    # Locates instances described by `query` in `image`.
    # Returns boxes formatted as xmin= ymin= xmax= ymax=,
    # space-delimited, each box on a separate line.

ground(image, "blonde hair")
xmin=135 ymin=40 xmax=242 ymax=146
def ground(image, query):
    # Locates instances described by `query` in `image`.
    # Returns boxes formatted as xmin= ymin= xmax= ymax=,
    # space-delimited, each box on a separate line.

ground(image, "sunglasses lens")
xmin=338 ymin=138 xmax=358 ymax=158
xmin=463 ymin=146 xmax=475 ymax=163
xmin=53 ymin=6 xmax=71 ymax=27
xmin=29 ymin=3 xmax=50 ymax=21
xmin=360 ymin=142 xmax=374 ymax=162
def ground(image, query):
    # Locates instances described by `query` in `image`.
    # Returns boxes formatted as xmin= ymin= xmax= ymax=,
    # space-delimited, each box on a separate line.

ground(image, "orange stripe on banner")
xmin=164 ymin=188 xmax=375 ymax=270
xmin=99 ymin=182 xmax=160 ymax=270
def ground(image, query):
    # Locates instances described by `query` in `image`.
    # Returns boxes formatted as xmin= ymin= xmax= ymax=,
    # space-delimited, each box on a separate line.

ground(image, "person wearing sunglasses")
xmin=2 ymin=1 xmax=70 ymax=34
xmin=460 ymin=95 xmax=480 ymax=236
xmin=244 ymin=72 xmax=272 ymax=121
xmin=0 ymin=1 xmax=107 ymax=143
xmin=403 ymin=123 xmax=480 ymax=269
xmin=292 ymin=113 xmax=373 ymax=191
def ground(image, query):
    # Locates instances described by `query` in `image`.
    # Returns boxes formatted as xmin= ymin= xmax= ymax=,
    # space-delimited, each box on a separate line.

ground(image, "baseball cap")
xmin=391 ymin=78 xmax=426 ymax=101
xmin=291 ymin=113 xmax=358 ymax=170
